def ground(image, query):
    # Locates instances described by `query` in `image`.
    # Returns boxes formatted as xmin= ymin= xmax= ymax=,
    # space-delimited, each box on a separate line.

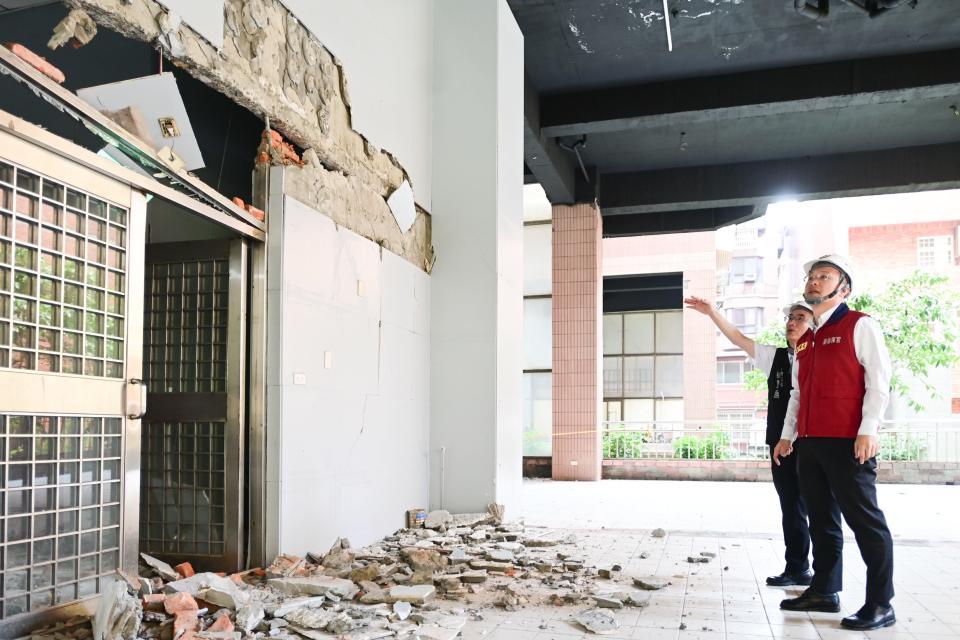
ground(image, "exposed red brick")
xmin=163 ymin=591 xmax=199 ymax=615
xmin=246 ymin=205 xmax=266 ymax=221
xmin=142 ymin=593 xmax=166 ymax=611
xmin=231 ymin=197 xmax=246 ymax=209
xmin=174 ymin=562 xmax=195 ymax=578
xmin=4 ymin=43 xmax=66 ymax=83
xmin=174 ymin=610 xmax=199 ymax=640
xmin=208 ymin=615 xmax=235 ymax=633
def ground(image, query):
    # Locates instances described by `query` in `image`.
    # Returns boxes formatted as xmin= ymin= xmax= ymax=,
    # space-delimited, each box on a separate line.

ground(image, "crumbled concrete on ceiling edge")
xmin=64 ymin=0 xmax=431 ymax=271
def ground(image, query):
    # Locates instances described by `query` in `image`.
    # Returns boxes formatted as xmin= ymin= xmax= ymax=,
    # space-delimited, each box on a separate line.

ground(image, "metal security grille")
xmin=0 ymin=414 xmax=123 ymax=618
xmin=140 ymin=248 xmax=231 ymax=561
xmin=143 ymin=259 xmax=228 ymax=393
xmin=0 ymin=160 xmax=128 ymax=378
xmin=139 ymin=421 xmax=225 ymax=556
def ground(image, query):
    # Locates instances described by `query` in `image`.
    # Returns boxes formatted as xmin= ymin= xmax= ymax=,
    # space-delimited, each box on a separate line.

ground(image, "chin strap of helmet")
xmin=803 ymin=275 xmax=849 ymax=306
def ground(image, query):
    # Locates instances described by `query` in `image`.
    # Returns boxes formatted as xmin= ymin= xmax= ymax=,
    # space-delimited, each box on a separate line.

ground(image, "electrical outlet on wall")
xmin=323 ymin=351 xmax=333 ymax=369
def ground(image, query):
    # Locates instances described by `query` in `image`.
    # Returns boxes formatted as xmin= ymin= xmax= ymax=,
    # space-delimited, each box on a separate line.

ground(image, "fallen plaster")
xmin=29 ymin=510 xmax=675 ymax=640
xmin=64 ymin=0 xmax=432 ymax=271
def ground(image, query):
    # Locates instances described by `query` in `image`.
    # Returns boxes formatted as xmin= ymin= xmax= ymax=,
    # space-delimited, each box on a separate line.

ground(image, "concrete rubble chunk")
xmin=699 ymin=551 xmax=716 ymax=558
xmin=449 ymin=513 xmax=494 ymax=528
xmin=164 ymin=572 xmax=250 ymax=609
xmin=267 ymin=553 xmax=308 ymax=578
xmin=459 ymin=570 xmax=488 ymax=584
xmin=486 ymin=549 xmax=515 ymax=563
xmin=269 ymin=576 xmax=359 ymax=599
xmin=573 ymin=608 xmax=620 ymax=635
xmin=274 ymin=596 xmax=327 ymax=617
xmin=686 ymin=556 xmax=710 ymax=564
xmin=651 ymin=528 xmax=667 ymax=538
xmin=633 ymin=577 xmax=668 ymax=591
xmin=93 ymin=581 xmax=141 ymax=640
xmin=401 ymin=548 xmax=448 ymax=573
xmin=235 ymin=602 xmax=265 ymax=633
xmin=424 ymin=510 xmax=453 ymax=530
xmin=196 ymin=633 xmax=241 ymax=640
xmin=283 ymin=606 xmax=337 ymax=630
xmin=140 ymin=553 xmax=180 ymax=582
xmin=344 ymin=628 xmax=395 ymax=640
xmin=323 ymin=537 xmax=356 ymax=569
xmin=593 ymin=596 xmax=623 ymax=609
xmin=448 ymin=548 xmax=471 ymax=564
xmin=388 ymin=585 xmax=436 ymax=604
xmin=393 ymin=601 xmax=412 ymax=620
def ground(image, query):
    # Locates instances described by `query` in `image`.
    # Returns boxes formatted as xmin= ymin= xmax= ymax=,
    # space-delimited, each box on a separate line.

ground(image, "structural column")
xmin=430 ymin=1 xmax=524 ymax=512
xmin=551 ymin=203 xmax=603 ymax=481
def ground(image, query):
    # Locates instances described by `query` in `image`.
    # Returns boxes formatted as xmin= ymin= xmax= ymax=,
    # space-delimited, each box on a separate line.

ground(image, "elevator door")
xmin=139 ymin=239 xmax=246 ymax=573
xmin=0 ymin=138 xmax=146 ymax=619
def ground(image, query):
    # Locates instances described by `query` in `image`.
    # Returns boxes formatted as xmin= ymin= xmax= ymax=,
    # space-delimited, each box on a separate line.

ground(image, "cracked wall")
xmin=66 ymin=0 xmax=433 ymax=271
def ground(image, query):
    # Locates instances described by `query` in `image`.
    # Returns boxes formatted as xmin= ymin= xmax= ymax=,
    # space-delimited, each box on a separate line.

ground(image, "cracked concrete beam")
xmin=64 ymin=0 xmax=431 ymax=271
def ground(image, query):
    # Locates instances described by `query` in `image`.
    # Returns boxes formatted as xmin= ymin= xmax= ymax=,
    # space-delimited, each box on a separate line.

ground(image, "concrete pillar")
xmin=551 ymin=204 xmax=603 ymax=481
xmin=429 ymin=1 xmax=524 ymax=512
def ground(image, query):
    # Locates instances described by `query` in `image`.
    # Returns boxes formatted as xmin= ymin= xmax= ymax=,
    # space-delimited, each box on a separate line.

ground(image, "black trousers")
xmin=769 ymin=444 xmax=811 ymax=575
xmin=796 ymin=437 xmax=895 ymax=606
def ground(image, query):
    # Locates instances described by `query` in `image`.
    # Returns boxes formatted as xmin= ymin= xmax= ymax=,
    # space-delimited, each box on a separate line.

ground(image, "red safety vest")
xmin=795 ymin=304 xmax=867 ymax=439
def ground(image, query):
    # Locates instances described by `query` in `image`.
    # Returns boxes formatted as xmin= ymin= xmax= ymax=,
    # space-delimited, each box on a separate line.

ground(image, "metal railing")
xmin=601 ymin=419 xmax=960 ymax=462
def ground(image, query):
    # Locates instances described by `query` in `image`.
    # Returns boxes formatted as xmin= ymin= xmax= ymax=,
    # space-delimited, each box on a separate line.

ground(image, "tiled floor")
xmin=476 ymin=479 xmax=960 ymax=640
xmin=465 ymin=528 xmax=960 ymax=640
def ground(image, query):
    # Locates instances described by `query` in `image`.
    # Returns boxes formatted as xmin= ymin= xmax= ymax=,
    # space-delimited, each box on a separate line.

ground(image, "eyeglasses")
xmin=785 ymin=315 xmax=809 ymax=323
xmin=804 ymin=273 xmax=837 ymax=284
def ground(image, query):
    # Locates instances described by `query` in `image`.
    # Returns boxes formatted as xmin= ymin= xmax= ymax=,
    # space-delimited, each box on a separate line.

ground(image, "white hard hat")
xmin=803 ymin=254 xmax=854 ymax=288
xmin=782 ymin=300 xmax=815 ymax=317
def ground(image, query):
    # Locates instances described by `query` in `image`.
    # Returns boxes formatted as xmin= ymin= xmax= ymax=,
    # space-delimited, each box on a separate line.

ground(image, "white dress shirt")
xmin=752 ymin=343 xmax=792 ymax=379
xmin=780 ymin=304 xmax=891 ymax=442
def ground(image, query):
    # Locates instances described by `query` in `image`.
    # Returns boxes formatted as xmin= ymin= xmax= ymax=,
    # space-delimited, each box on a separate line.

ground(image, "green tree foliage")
xmin=848 ymin=271 xmax=960 ymax=412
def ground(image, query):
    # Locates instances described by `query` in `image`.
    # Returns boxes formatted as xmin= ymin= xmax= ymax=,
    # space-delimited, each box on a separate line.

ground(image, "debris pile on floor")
xmin=28 ymin=511 xmax=676 ymax=640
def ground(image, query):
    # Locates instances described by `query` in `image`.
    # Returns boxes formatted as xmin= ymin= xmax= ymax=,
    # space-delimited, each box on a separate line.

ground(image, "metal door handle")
xmin=126 ymin=378 xmax=148 ymax=420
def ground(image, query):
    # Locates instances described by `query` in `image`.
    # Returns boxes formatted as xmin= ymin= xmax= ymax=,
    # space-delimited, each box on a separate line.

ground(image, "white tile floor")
xmin=458 ymin=479 xmax=960 ymax=640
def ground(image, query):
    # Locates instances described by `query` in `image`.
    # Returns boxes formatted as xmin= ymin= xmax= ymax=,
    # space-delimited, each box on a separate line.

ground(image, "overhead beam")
xmin=601 ymin=206 xmax=759 ymax=236
xmin=524 ymin=73 xmax=576 ymax=203
xmin=600 ymin=142 xmax=960 ymax=215
xmin=541 ymin=47 xmax=960 ymax=137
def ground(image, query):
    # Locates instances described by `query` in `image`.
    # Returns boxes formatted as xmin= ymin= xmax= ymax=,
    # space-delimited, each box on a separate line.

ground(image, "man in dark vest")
xmin=684 ymin=295 xmax=818 ymax=587
xmin=773 ymin=254 xmax=895 ymax=631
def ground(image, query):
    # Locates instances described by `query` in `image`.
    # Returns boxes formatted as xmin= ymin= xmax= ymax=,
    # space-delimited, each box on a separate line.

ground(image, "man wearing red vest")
xmin=773 ymin=254 xmax=895 ymax=631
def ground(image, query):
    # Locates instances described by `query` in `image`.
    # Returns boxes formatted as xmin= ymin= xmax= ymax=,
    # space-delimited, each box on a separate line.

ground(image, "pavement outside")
xmin=477 ymin=479 xmax=960 ymax=640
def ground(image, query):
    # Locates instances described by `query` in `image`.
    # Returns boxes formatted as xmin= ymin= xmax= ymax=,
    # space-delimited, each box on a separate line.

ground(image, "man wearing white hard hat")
xmin=773 ymin=254 xmax=895 ymax=631
xmin=684 ymin=295 xmax=823 ymax=587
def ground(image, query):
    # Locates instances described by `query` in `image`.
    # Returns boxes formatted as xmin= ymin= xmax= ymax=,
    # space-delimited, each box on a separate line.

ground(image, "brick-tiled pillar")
xmin=551 ymin=203 xmax=603 ymax=481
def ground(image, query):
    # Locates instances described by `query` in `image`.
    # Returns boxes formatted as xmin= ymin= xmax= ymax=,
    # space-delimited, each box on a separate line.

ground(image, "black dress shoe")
xmin=841 ymin=604 xmax=895 ymax=630
xmin=766 ymin=570 xmax=813 ymax=587
xmin=780 ymin=589 xmax=841 ymax=612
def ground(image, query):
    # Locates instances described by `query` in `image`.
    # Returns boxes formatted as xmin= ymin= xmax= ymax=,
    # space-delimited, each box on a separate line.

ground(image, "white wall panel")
xmin=271 ymin=196 xmax=430 ymax=554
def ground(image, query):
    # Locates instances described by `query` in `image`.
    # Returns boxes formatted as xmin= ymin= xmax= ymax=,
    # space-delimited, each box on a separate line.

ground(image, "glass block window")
xmin=0 ymin=160 xmax=127 ymax=378
xmin=140 ymin=421 xmax=225 ymax=557
xmin=144 ymin=261 xmax=228 ymax=393
xmin=0 ymin=414 xmax=123 ymax=618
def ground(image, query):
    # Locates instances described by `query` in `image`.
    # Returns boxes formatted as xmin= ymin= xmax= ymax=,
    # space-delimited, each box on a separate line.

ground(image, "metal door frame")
xmin=139 ymin=239 xmax=247 ymax=572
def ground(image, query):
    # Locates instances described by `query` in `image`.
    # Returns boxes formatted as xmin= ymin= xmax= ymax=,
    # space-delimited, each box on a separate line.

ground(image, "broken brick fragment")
xmin=208 ymin=615 xmax=235 ymax=633
xmin=174 ymin=562 xmax=195 ymax=578
xmin=173 ymin=610 xmax=199 ymax=640
xmin=163 ymin=591 xmax=199 ymax=615
xmin=246 ymin=205 xmax=265 ymax=222
xmin=231 ymin=197 xmax=246 ymax=209
xmin=3 ymin=43 xmax=66 ymax=83
xmin=142 ymin=593 xmax=166 ymax=611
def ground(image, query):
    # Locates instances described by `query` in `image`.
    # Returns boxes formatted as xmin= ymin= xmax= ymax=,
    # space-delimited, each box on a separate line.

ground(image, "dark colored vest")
xmin=766 ymin=347 xmax=792 ymax=445
xmin=795 ymin=303 xmax=868 ymax=439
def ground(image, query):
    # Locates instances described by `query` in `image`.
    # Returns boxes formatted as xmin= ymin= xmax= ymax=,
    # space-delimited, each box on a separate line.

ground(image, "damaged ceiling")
xmin=512 ymin=0 xmax=960 ymax=233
